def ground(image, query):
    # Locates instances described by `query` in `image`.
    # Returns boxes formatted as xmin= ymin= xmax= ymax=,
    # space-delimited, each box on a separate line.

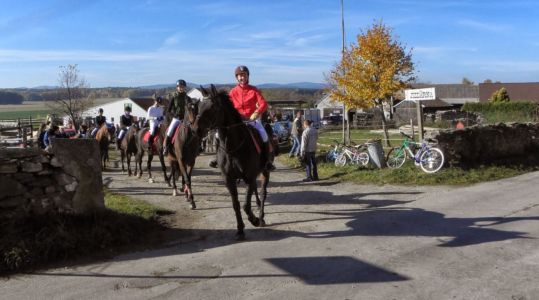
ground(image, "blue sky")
xmin=1 ymin=0 xmax=538 ymax=88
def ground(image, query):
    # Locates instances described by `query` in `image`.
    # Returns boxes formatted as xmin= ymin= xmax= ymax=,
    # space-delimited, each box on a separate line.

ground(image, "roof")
xmin=479 ymin=82 xmax=539 ymax=102
xmin=394 ymin=98 xmax=453 ymax=109
xmin=410 ymin=83 xmax=479 ymax=104
xmin=131 ymin=98 xmax=155 ymax=111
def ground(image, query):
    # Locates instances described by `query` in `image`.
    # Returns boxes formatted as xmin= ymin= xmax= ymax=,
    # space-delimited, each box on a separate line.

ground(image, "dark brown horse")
xmin=135 ymin=123 xmax=170 ymax=185
xmin=95 ymin=124 xmax=111 ymax=170
xmin=192 ymin=85 xmax=272 ymax=240
xmin=118 ymin=125 xmax=139 ymax=176
xmin=167 ymin=99 xmax=199 ymax=209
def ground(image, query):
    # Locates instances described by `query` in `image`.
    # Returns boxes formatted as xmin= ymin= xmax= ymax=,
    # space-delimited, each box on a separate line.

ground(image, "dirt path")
xmin=4 ymin=152 xmax=539 ymax=299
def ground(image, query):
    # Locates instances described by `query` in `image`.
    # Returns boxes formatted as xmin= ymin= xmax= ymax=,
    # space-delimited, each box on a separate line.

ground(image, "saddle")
xmin=142 ymin=130 xmax=160 ymax=154
xmin=246 ymin=126 xmax=263 ymax=155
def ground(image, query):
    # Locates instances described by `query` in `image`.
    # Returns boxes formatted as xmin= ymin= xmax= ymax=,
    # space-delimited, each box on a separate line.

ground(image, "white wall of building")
xmin=81 ymin=98 xmax=147 ymax=125
xmin=187 ymin=88 xmax=204 ymax=101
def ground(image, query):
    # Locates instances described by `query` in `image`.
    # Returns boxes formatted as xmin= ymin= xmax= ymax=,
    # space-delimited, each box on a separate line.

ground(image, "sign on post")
xmin=404 ymin=87 xmax=436 ymax=101
xmin=404 ymin=87 xmax=436 ymax=141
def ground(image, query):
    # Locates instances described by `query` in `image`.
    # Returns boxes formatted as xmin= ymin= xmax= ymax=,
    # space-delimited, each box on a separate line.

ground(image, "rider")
xmin=90 ymin=108 xmax=106 ymax=137
xmin=163 ymin=79 xmax=191 ymax=155
xmin=117 ymin=106 xmax=134 ymax=144
xmin=210 ymin=65 xmax=275 ymax=170
xmin=147 ymin=96 xmax=164 ymax=152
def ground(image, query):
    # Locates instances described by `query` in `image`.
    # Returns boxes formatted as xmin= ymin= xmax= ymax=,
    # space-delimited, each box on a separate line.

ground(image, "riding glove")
xmin=249 ymin=111 xmax=259 ymax=121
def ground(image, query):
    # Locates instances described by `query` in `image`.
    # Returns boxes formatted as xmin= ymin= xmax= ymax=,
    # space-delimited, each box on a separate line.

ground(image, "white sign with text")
xmin=404 ymin=87 xmax=436 ymax=101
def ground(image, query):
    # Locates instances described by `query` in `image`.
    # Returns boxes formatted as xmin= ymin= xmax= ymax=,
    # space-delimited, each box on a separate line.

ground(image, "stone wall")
xmin=0 ymin=139 xmax=104 ymax=216
xmin=426 ymin=123 xmax=539 ymax=166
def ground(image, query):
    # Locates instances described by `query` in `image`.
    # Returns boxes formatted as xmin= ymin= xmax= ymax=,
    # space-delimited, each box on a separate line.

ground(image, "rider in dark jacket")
xmin=117 ymin=106 xmax=134 ymax=142
xmin=163 ymin=79 xmax=191 ymax=155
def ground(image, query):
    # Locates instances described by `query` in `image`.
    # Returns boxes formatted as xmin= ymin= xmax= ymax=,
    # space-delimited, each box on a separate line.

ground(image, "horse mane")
xmin=215 ymin=90 xmax=243 ymax=124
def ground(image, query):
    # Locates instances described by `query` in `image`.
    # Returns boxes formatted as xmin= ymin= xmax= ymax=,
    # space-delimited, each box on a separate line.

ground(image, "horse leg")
xmin=258 ymin=170 xmax=270 ymax=227
xmin=136 ymin=151 xmax=143 ymax=178
xmin=120 ymin=150 xmax=125 ymax=173
xmin=171 ymin=161 xmax=179 ymax=196
xmin=244 ymin=180 xmax=260 ymax=227
xmin=127 ymin=153 xmax=132 ymax=176
xmin=147 ymin=152 xmax=154 ymax=183
xmin=186 ymin=164 xmax=196 ymax=210
xmin=225 ymin=179 xmax=245 ymax=240
xmin=159 ymin=152 xmax=170 ymax=187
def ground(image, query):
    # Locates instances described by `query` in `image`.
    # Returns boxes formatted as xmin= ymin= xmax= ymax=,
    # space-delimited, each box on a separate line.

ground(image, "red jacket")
xmin=229 ymin=84 xmax=268 ymax=120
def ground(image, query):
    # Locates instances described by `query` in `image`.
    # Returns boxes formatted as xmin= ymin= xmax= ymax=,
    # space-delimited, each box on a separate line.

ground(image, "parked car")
xmin=271 ymin=122 xmax=290 ymax=143
xmin=321 ymin=115 xmax=343 ymax=126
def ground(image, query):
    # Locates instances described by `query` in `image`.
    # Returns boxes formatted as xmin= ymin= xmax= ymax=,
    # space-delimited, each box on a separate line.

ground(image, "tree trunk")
xmin=378 ymin=103 xmax=391 ymax=147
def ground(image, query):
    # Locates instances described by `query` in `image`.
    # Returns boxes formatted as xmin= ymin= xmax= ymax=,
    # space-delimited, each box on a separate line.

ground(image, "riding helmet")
xmin=176 ymin=79 xmax=187 ymax=87
xmin=124 ymin=106 xmax=132 ymax=112
xmin=234 ymin=65 xmax=250 ymax=76
xmin=155 ymin=96 xmax=163 ymax=103
xmin=98 ymin=108 xmax=103 ymax=113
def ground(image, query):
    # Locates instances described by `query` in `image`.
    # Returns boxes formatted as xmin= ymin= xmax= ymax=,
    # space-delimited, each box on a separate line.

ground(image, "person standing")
xmin=289 ymin=111 xmax=303 ymax=157
xmin=300 ymin=119 xmax=319 ymax=182
xmin=163 ymin=79 xmax=190 ymax=155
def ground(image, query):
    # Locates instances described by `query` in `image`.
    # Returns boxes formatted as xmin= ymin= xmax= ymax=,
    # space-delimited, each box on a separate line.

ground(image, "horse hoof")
xmin=235 ymin=233 xmax=246 ymax=241
xmin=260 ymin=220 xmax=266 ymax=227
xmin=249 ymin=217 xmax=260 ymax=227
xmin=190 ymin=203 xmax=196 ymax=210
xmin=173 ymin=190 xmax=178 ymax=197
xmin=148 ymin=178 xmax=154 ymax=183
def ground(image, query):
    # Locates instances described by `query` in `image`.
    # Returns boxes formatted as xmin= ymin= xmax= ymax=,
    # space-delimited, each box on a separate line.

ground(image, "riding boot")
xmin=163 ymin=136 xmax=171 ymax=155
xmin=148 ymin=134 xmax=154 ymax=154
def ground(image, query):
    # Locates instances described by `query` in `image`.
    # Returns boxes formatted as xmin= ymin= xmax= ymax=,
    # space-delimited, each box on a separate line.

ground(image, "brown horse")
xmin=95 ymin=124 xmax=111 ymax=170
xmin=135 ymin=123 xmax=170 ymax=185
xmin=192 ymin=85 xmax=272 ymax=240
xmin=167 ymin=99 xmax=199 ymax=209
xmin=118 ymin=125 xmax=139 ymax=176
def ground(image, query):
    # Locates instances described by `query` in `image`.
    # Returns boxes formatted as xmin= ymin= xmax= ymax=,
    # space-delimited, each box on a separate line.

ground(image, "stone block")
xmin=22 ymin=161 xmax=43 ymax=173
xmin=0 ymin=195 xmax=26 ymax=208
xmin=65 ymin=181 xmax=78 ymax=192
xmin=45 ymin=186 xmax=56 ymax=194
xmin=54 ymin=173 xmax=77 ymax=186
xmin=0 ymin=163 xmax=18 ymax=174
xmin=13 ymin=172 xmax=35 ymax=184
xmin=29 ymin=177 xmax=54 ymax=187
xmin=50 ymin=157 xmax=62 ymax=167
xmin=0 ymin=177 xmax=26 ymax=199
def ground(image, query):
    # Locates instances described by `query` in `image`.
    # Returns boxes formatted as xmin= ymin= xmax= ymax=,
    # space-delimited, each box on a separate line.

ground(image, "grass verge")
xmin=0 ymin=189 xmax=173 ymax=275
xmin=279 ymin=154 xmax=539 ymax=186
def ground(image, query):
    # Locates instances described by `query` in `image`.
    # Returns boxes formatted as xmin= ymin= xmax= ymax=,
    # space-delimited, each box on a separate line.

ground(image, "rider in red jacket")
xmin=209 ymin=65 xmax=275 ymax=170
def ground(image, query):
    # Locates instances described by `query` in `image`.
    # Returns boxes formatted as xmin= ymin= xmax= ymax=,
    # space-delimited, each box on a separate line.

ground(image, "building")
xmin=80 ymin=97 xmax=154 ymax=125
xmin=410 ymin=84 xmax=479 ymax=106
xmin=315 ymin=94 xmax=345 ymax=119
xmin=479 ymin=82 xmax=539 ymax=103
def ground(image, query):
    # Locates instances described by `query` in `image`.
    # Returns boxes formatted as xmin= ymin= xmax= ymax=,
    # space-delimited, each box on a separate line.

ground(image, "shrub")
xmin=462 ymin=101 xmax=538 ymax=123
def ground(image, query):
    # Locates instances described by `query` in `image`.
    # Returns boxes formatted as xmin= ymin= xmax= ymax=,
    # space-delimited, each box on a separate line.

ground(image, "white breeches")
xmin=245 ymin=119 xmax=268 ymax=142
xmin=166 ymin=118 xmax=181 ymax=137
xmin=149 ymin=120 xmax=161 ymax=136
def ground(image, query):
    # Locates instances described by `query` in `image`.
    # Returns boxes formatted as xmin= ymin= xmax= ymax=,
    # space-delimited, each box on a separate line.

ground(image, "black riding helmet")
xmin=234 ymin=65 xmax=250 ymax=76
xmin=98 ymin=108 xmax=103 ymax=113
xmin=155 ymin=96 xmax=163 ymax=103
xmin=124 ymin=106 xmax=132 ymax=112
xmin=176 ymin=79 xmax=186 ymax=87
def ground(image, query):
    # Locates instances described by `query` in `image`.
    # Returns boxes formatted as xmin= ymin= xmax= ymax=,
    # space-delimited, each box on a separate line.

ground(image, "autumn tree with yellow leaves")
xmin=328 ymin=21 xmax=415 ymax=145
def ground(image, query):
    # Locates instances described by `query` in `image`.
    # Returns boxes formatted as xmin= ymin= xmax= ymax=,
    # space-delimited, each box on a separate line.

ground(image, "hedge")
xmin=462 ymin=101 xmax=538 ymax=123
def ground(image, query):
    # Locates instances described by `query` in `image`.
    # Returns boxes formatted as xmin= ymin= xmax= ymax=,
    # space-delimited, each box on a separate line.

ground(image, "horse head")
xmin=193 ymin=84 xmax=224 ymax=138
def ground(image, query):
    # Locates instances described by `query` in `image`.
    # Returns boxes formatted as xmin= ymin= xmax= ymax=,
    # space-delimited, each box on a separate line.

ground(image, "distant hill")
xmin=258 ymin=82 xmax=327 ymax=89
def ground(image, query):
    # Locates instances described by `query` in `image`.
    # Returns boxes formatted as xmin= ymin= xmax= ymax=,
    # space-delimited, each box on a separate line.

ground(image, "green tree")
xmin=462 ymin=77 xmax=474 ymax=85
xmin=327 ymin=20 xmax=415 ymax=145
xmin=490 ymin=87 xmax=510 ymax=103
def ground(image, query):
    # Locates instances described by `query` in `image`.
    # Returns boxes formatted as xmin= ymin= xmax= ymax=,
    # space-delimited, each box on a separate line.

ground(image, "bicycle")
xmin=326 ymin=140 xmax=344 ymax=162
xmin=335 ymin=143 xmax=370 ymax=167
xmin=386 ymin=132 xmax=445 ymax=173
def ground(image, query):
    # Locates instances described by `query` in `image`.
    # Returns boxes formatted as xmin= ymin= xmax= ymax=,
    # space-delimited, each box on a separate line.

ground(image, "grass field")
xmin=0 ymin=98 xmax=121 ymax=120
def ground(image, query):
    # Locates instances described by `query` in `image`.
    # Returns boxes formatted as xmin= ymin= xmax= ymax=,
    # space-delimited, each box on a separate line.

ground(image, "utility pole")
xmin=340 ymin=0 xmax=348 ymax=144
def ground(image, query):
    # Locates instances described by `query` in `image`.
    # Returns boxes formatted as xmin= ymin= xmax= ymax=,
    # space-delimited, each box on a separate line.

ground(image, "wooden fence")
xmin=0 ymin=117 xmax=45 ymax=148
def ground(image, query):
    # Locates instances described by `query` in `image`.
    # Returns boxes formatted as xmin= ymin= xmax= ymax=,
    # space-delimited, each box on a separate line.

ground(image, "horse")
xmin=192 ymin=85 xmax=272 ymax=240
xmin=95 ymin=123 xmax=111 ymax=170
xmin=117 ymin=124 xmax=139 ymax=176
xmin=167 ymin=99 xmax=200 ymax=209
xmin=135 ymin=121 xmax=170 ymax=185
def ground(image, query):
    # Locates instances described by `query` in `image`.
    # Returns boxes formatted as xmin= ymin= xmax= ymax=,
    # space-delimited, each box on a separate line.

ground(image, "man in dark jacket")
xmin=90 ymin=108 xmax=106 ymax=137
xmin=289 ymin=111 xmax=303 ymax=157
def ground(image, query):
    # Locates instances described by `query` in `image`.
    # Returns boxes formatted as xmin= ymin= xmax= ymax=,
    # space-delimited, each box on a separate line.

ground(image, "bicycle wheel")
xmin=386 ymin=147 xmax=406 ymax=168
xmin=419 ymin=147 xmax=445 ymax=173
xmin=356 ymin=152 xmax=370 ymax=166
xmin=326 ymin=149 xmax=336 ymax=162
xmin=335 ymin=153 xmax=348 ymax=167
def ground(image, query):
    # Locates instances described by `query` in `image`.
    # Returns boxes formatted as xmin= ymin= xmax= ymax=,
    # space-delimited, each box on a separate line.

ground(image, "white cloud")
xmin=456 ymin=19 xmax=511 ymax=33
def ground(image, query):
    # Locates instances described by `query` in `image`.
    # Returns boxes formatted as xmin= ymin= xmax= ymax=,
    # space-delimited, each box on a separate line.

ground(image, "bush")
xmin=462 ymin=101 xmax=538 ymax=123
